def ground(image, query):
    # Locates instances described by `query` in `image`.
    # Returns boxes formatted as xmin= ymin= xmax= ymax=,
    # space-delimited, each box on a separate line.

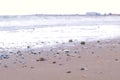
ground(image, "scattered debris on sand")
xmin=0 ymin=54 xmax=9 ymax=60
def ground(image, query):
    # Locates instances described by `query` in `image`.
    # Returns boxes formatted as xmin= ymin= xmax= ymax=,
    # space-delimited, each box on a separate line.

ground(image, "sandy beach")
xmin=0 ymin=38 xmax=120 ymax=80
xmin=0 ymin=15 xmax=120 ymax=80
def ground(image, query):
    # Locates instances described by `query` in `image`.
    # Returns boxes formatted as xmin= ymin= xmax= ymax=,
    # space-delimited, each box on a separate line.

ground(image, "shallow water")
xmin=0 ymin=25 xmax=120 ymax=49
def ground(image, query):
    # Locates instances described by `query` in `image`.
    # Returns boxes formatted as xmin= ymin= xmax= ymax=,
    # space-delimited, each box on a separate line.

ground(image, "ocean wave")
xmin=0 ymin=15 xmax=120 ymax=30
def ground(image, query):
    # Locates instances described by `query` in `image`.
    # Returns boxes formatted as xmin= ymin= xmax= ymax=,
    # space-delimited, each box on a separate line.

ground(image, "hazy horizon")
xmin=0 ymin=0 xmax=120 ymax=15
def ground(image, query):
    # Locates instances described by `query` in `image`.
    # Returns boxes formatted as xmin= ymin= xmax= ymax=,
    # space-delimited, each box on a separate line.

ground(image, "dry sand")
xmin=0 ymin=38 xmax=120 ymax=80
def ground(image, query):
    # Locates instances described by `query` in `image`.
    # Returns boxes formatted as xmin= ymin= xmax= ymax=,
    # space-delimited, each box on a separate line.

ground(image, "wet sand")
xmin=0 ymin=38 xmax=120 ymax=80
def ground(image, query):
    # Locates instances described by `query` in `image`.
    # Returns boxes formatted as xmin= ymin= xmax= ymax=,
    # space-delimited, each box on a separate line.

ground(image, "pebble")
xmin=52 ymin=61 xmax=56 ymax=64
xmin=115 ymin=59 xmax=119 ymax=61
xmin=66 ymin=71 xmax=72 ymax=73
xmin=36 ymin=57 xmax=46 ymax=61
xmin=59 ymin=64 xmax=63 ymax=66
xmin=0 ymin=54 xmax=9 ymax=59
xmin=78 ymin=56 xmax=81 ymax=58
xmin=64 ymin=50 xmax=70 ymax=53
xmin=69 ymin=39 xmax=73 ymax=42
xmin=56 ymin=52 xmax=60 ymax=54
xmin=66 ymin=54 xmax=70 ymax=56
xmin=31 ymin=51 xmax=37 ymax=55
xmin=80 ymin=41 xmax=85 ymax=45
xmin=4 ymin=65 xmax=8 ymax=68
xmin=91 ymin=51 xmax=94 ymax=54
xmin=80 ymin=67 xmax=88 ymax=71
xmin=30 ymin=66 xmax=35 ymax=69
xmin=38 ymin=52 xmax=41 ymax=54
xmin=80 ymin=68 xmax=85 ymax=70
xmin=27 ymin=46 xmax=30 ymax=48
xmin=17 ymin=50 xmax=21 ymax=54
xmin=97 ymin=40 xmax=100 ymax=43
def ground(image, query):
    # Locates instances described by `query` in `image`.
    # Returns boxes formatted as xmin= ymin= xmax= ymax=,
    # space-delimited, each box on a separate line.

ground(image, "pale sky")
xmin=0 ymin=0 xmax=120 ymax=15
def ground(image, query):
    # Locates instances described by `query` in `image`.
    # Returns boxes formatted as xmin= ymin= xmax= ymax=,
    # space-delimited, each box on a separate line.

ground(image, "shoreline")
xmin=0 ymin=25 xmax=120 ymax=50
xmin=0 ymin=37 xmax=120 ymax=80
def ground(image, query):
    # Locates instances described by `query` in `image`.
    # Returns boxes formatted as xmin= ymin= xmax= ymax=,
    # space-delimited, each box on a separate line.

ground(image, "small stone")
xmin=41 ymin=42 xmax=44 ymax=43
xmin=74 ymin=51 xmax=77 ymax=53
xmin=69 ymin=39 xmax=73 ymax=42
xmin=0 ymin=54 xmax=9 ymax=59
xmin=115 ymin=59 xmax=119 ymax=61
xmin=66 ymin=54 xmax=70 ymax=56
xmin=50 ymin=49 xmax=53 ymax=51
xmin=52 ymin=61 xmax=56 ymax=64
xmin=91 ymin=52 xmax=94 ymax=54
xmin=99 ymin=72 xmax=103 ymax=74
xmin=64 ymin=50 xmax=70 ymax=53
xmin=66 ymin=71 xmax=72 ymax=73
xmin=9 ymin=52 xmax=13 ymax=53
xmin=36 ymin=57 xmax=46 ymax=61
xmin=27 ymin=46 xmax=30 ymax=48
xmin=4 ymin=65 xmax=8 ymax=68
xmin=59 ymin=64 xmax=63 ymax=66
xmin=78 ymin=56 xmax=81 ymax=58
xmin=33 ymin=53 xmax=37 ymax=54
xmin=17 ymin=50 xmax=21 ymax=54
xmin=30 ymin=66 xmax=34 ymax=69
xmin=80 ymin=68 xmax=85 ymax=70
xmin=31 ymin=51 xmax=37 ymax=55
xmin=97 ymin=41 xmax=100 ymax=43
xmin=56 ymin=52 xmax=60 ymax=54
xmin=81 ymin=41 xmax=85 ymax=45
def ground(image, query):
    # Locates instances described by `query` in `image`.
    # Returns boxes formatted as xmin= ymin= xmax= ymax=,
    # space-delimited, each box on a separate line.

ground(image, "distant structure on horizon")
xmin=103 ymin=13 xmax=120 ymax=16
xmin=85 ymin=12 xmax=120 ymax=16
xmin=86 ymin=12 xmax=101 ymax=16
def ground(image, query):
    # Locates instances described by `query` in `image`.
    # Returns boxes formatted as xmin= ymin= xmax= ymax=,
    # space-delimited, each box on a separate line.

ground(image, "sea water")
xmin=0 ymin=15 xmax=120 ymax=49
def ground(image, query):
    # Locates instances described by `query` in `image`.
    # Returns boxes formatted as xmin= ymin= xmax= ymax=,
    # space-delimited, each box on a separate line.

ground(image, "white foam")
xmin=0 ymin=25 xmax=120 ymax=49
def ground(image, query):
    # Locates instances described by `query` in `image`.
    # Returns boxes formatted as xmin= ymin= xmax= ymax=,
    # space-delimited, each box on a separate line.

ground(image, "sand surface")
xmin=0 ymin=38 xmax=120 ymax=80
